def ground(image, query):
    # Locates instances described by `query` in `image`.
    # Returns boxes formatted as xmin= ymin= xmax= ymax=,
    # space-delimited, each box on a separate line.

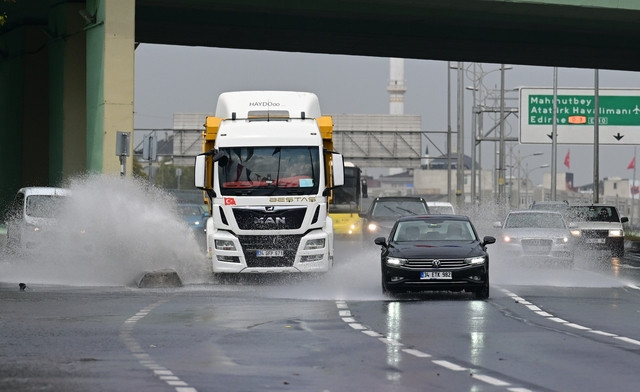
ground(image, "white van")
xmin=426 ymin=201 xmax=456 ymax=215
xmin=5 ymin=187 xmax=71 ymax=251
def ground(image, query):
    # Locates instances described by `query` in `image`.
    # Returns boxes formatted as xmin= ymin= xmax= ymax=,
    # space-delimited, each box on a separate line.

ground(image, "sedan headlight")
xmin=609 ymin=229 xmax=623 ymax=237
xmin=214 ymin=240 xmax=236 ymax=251
xmin=570 ymin=229 xmax=581 ymax=237
xmin=465 ymin=256 xmax=486 ymax=265
xmin=502 ymin=235 xmax=512 ymax=243
xmin=304 ymin=238 xmax=325 ymax=250
xmin=367 ymin=223 xmax=379 ymax=232
xmin=386 ymin=257 xmax=407 ymax=266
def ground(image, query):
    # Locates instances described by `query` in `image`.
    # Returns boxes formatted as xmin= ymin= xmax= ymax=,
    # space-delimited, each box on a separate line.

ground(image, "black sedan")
xmin=375 ymin=215 xmax=496 ymax=299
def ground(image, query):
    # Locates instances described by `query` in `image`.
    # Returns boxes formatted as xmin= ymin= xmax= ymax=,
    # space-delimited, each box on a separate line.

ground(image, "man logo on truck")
xmin=254 ymin=217 xmax=286 ymax=226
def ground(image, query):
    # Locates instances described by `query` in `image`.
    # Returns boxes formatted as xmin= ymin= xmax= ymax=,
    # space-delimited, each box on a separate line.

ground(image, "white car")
xmin=5 ymin=187 xmax=71 ymax=251
xmin=426 ymin=201 xmax=455 ymax=215
xmin=493 ymin=210 xmax=575 ymax=267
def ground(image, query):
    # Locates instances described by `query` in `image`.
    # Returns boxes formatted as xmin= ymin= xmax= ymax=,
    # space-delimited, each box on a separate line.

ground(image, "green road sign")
xmin=527 ymin=95 xmax=640 ymax=126
xmin=520 ymin=88 xmax=640 ymax=145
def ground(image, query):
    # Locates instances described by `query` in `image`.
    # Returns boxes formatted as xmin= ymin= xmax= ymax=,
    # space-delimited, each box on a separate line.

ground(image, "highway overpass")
xmin=1 ymin=0 xmax=640 ymax=209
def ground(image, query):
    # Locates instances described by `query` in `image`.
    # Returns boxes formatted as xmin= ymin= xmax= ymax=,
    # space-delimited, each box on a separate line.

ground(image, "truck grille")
xmin=233 ymin=206 xmax=307 ymax=230
xmin=239 ymin=235 xmax=302 ymax=268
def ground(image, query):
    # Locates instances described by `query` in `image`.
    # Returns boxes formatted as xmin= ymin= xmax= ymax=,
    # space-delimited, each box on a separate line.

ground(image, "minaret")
xmin=387 ymin=58 xmax=407 ymax=115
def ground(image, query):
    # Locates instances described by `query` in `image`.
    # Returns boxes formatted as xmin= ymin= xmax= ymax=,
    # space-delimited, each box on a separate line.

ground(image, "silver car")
xmin=493 ymin=210 xmax=575 ymax=267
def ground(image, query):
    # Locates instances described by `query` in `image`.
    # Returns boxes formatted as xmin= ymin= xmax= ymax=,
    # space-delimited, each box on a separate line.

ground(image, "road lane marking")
xmin=402 ymin=348 xmax=431 ymax=358
xmin=472 ymin=374 xmax=511 ymax=386
xmin=500 ymin=288 xmax=640 ymax=350
xmin=335 ymin=300 xmax=527 ymax=391
xmin=432 ymin=360 xmax=467 ymax=371
xmin=120 ymin=298 xmax=198 ymax=392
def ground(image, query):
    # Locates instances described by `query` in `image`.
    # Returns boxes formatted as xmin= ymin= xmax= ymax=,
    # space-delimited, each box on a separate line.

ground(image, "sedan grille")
xmin=581 ymin=229 xmax=608 ymax=239
xmin=404 ymin=258 xmax=467 ymax=269
xmin=521 ymin=238 xmax=553 ymax=254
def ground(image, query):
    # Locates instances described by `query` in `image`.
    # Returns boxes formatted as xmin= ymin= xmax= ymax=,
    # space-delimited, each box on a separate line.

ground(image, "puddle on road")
xmin=2 ymin=184 xmax=633 ymax=295
xmin=0 ymin=175 xmax=210 ymax=287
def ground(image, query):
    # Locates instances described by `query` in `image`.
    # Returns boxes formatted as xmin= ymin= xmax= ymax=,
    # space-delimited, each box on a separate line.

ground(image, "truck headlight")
xmin=367 ymin=223 xmax=378 ymax=232
xmin=386 ymin=257 xmax=406 ymax=266
xmin=214 ymin=240 xmax=236 ymax=251
xmin=466 ymin=256 xmax=486 ymax=265
xmin=570 ymin=229 xmax=581 ymax=237
xmin=304 ymin=238 xmax=325 ymax=250
xmin=609 ymin=229 xmax=623 ymax=237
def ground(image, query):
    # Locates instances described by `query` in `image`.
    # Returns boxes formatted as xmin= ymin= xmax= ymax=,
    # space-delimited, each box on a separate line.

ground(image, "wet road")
xmin=1 ymin=242 xmax=640 ymax=392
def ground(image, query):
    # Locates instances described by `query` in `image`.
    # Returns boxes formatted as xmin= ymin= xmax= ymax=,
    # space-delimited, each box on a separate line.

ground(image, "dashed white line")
xmin=402 ymin=348 xmax=431 ymax=358
xmin=500 ymin=288 xmax=640 ymax=349
xmin=432 ymin=360 xmax=467 ymax=371
xmin=614 ymin=336 xmax=640 ymax=346
xmin=120 ymin=298 xmax=198 ymax=392
xmin=472 ymin=374 xmax=511 ymax=386
xmin=335 ymin=300 xmax=528 ymax=391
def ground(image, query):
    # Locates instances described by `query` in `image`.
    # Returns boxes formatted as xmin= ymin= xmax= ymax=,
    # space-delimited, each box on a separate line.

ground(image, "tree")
xmin=132 ymin=158 xmax=148 ymax=180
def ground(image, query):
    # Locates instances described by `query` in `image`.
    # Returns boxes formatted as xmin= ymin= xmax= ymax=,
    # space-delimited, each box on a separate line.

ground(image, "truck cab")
xmin=195 ymin=91 xmax=344 ymax=274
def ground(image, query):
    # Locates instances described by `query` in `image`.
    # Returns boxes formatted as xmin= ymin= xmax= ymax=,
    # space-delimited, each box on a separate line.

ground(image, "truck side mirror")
xmin=332 ymin=153 xmax=344 ymax=187
xmin=194 ymin=155 xmax=207 ymax=189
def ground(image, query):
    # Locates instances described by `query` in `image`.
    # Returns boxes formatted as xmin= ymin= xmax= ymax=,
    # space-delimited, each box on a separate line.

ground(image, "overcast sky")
xmin=133 ymin=44 xmax=639 ymax=188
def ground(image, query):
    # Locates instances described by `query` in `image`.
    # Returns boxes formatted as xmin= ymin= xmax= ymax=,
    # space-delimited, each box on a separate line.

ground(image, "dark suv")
xmin=565 ymin=204 xmax=628 ymax=258
xmin=359 ymin=196 xmax=430 ymax=243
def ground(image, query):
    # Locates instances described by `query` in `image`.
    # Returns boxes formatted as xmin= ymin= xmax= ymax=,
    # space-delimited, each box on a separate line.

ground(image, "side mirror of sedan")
xmin=374 ymin=237 xmax=387 ymax=246
xmin=492 ymin=221 xmax=502 ymax=228
xmin=482 ymin=236 xmax=496 ymax=246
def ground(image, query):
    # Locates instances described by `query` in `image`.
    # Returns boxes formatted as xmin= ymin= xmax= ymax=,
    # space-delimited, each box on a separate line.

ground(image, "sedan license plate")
xmin=420 ymin=271 xmax=452 ymax=280
xmin=585 ymin=238 xmax=606 ymax=244
xmin=256 ymin=249 xmax=284 ymax=257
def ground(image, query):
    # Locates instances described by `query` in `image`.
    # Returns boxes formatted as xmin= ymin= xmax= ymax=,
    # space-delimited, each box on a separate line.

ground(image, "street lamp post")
xmin=524 ymin=163 xmax=550 ymax=207
xmin=516 ymin=152 xmax=544 ymax=208
xmin=467 ymin=64 xmax=513 ymax=206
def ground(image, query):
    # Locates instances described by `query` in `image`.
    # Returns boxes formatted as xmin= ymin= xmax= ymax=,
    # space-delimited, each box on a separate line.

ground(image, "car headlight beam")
xmin=386 ymin=257 xmax=407 ymax=266
xmin=466 ymin=256 xmax=486 ymax=265
xmin=609 ymin=229 xmax=623 ymax=237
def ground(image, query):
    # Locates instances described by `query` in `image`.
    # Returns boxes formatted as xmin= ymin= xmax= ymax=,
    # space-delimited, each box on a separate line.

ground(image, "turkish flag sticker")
xmin=224 ymin=197 xmax=236 ymax=206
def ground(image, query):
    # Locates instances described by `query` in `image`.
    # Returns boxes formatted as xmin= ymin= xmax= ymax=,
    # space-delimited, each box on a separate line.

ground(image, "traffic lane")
xmin=129 ymin=288 xmax=496 ymax=392
xmin=0 ymin=285 xmax=167 ymax=392
xmin=1 ymin=282 xmax=505 ymax=392
xmin=347 ymin=286 xmax=640 ymax=392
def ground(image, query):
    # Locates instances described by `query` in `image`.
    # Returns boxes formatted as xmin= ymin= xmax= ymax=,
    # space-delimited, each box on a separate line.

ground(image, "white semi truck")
xmin=194 ymin=91 xmax=344 ymax=275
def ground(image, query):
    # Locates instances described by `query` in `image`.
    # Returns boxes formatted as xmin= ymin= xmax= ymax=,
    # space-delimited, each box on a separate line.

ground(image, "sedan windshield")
xmin=25 ymin=195 xmax=68 ymax=218
xmin=565 ymin=206 xmax=620 ymax=223
xmin=371 ymin=200 xmax=428 ymax=218
xmin=217 ymin=146 xmax=320 ymax=196
xmin=505 ymin=213 xmax=566 ymax=229
xmin=393 ymin=219 xmax=476 ymax=242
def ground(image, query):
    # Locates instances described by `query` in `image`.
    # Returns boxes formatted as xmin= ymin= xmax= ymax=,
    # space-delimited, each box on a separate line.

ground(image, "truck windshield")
xmin=217 ymin=146 xmax=320 ymax=196
xmin=329 ymin=165 xmax=360 ymax=213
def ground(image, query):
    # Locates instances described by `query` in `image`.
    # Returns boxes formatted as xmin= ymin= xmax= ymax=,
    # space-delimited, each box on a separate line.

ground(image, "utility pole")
xmin=497 ymin=64 xmax=506 ymax=205
xmin=456 ymin=62 xmax=464 ymax=209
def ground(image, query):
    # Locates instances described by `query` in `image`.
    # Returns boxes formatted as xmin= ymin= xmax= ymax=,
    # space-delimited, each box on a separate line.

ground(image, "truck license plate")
xmin=420 ymin=271 xmax=452 ymax=280
xmin=256 ymin=249 xmax=284 ymax=257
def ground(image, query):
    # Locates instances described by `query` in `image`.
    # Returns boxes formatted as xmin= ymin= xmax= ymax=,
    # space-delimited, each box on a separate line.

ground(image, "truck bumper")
xmin=208 ymin=230 xmax=332 ymax=273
